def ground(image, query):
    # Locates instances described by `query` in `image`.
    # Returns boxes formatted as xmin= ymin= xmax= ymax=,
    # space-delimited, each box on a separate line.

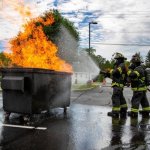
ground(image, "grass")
xmin=72 ymin=82 xmax=100 ymax=91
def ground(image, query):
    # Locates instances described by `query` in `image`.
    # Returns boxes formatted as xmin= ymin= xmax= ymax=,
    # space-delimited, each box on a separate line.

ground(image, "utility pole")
xmin=88 ymin=21 xmax=98 ymax=55
xmin=89 ymin=22 xmax=91 ymax=55
xmin=88 ymin=21 xmax=98 ymax=80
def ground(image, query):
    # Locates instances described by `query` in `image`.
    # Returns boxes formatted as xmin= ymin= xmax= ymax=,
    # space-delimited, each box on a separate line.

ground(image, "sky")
xmin=0 ymin=0 xmax=150 ymax=60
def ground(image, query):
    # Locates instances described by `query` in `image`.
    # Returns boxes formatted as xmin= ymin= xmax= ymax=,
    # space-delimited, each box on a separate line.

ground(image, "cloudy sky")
xmin=0 ymin=0 xmax=150 ymax=60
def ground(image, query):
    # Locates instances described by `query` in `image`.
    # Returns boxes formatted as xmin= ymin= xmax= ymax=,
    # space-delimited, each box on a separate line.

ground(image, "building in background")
xmin=72 ymin=51 xmax=100 ymax=84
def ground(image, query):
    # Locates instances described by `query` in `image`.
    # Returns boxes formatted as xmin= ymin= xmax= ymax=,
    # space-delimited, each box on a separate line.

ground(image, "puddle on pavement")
xmin=69 ymin=104 xmax=150 ymax=149
xmin=0 ymin=104 xmax=150 ymax=149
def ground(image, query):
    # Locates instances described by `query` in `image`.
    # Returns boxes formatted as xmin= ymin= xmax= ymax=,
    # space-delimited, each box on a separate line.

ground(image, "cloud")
xmin=0 ymin=0 xmax=150 ymax=60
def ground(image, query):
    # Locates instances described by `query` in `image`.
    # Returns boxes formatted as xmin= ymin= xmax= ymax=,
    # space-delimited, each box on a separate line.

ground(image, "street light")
xmin=89 ymin=21 xmax=98 ymax=55
xmin=88 ymin=21 xmax=98 ymax=81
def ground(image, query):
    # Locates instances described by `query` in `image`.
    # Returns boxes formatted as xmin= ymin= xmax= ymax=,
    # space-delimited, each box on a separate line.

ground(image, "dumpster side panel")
xmin=32 ymin=73 xmax=50 ymax=113
xmin=32 ymin=73 xmax=71 ymax=112
xmin=3 ymin=91 xmax=32 ymax=114
xmin=1 ymin=72 xmax=32 ymax=114
xmin=47 ymin=74 xmax=71 ymax=108
xmin=1 ymin=68 xmax=72 ymax=114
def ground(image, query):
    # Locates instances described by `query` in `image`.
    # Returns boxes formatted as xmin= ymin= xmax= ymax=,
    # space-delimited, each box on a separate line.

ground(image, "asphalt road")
xmin=0 ymin=85 xmax=150 ymax=150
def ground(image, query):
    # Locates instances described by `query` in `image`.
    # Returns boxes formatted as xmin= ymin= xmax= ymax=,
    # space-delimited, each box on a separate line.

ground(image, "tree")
xmin=96 ymin=55 xmax=106 ymax=68
xmin=84 ymin=47 xmax=96 ymax=56
xmin=0 ymin=52 xmax=11 ymax=67
xmin=145 ymin=50 xmax=150 ymax=67
xmin=82 ymin=47 xmax=106 ymax=68
xmin=134 ymin=52 xmax=143 ymax=62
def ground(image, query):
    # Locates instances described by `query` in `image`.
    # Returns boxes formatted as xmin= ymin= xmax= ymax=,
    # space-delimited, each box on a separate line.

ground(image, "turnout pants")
xmin=112 ymin=86 xmax=127 ymax=113
xmin=131 ymin=91 xmax=150 ymax=113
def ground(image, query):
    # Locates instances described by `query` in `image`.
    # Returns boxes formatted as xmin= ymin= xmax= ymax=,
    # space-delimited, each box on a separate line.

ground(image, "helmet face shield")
xmin=114 ymin=58 xmax=118 ymax=64
xmin=114 ymin=58 xmax=124 ymax=65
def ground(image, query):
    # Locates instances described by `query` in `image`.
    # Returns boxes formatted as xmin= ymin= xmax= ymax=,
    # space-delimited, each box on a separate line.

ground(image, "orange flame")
xmin=5 ymin=12 xmax=73 ymax=73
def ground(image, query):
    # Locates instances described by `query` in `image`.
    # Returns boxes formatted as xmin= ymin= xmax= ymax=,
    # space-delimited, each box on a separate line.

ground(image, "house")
xmin=71 ymin=52 xmax=100 ymax=84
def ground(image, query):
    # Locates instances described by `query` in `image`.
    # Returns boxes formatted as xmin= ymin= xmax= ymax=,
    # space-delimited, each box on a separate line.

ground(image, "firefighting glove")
xmin=128 ymin=63 xmax=136 ymax=70
xmin=129 ymin=72 xmax=137 ymax=79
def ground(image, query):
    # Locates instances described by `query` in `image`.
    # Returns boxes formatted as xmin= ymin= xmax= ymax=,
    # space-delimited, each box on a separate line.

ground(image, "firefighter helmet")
xmin=131 ymin=54 xmax=143 ymax=63
xmin=113 ymin=52 xmax=127 ymax=60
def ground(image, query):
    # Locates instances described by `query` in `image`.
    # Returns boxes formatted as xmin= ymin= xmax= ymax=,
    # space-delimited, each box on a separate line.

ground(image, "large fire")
xmin=5 ymin=12 xmax=72 ymax=73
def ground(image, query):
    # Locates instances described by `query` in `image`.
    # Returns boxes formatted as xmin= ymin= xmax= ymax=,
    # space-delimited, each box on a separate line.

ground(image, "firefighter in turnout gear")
xmin=128 ymin=54 xmax=150 ymax=118
xmin=101 ymin=53 xmax=128 ymax=117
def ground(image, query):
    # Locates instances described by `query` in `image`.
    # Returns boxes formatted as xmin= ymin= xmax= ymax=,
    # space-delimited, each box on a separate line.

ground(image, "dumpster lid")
xmin=0 ymin=68 xmax=72 ymax=75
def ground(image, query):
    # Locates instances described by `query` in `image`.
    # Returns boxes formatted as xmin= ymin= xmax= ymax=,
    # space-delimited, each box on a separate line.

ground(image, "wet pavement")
xmin=0 ymin=86 xmax=150 ymax=150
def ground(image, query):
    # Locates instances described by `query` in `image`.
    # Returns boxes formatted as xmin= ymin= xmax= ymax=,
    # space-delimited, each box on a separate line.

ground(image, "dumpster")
xmin=0 ymin=68 xmax=72 ymax=114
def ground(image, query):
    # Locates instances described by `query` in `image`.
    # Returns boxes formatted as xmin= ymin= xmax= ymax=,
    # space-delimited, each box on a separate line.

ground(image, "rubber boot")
xmin=128 ymin=111 xmax=138 ymax=118
xmin=107 ymin=111 xmax=119 ymax=118
xmin=139 ymin=110 xmax=143 ymax=114
xmin=120 ymin=108 xmax=127 ymax=118
xmin=141 ymin=112 xmax=149 ymax=118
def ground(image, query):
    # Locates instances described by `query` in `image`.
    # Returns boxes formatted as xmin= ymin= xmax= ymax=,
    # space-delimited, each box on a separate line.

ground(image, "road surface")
xmin=0 ymin=85 xmax=150 ymax=150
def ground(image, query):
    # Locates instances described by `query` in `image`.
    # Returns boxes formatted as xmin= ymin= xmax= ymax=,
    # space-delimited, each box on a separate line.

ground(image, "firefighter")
xmin=128 ymin=54 xmax=150 ymax=118
xmin=101 ymin=53 xmax=128 ymax=117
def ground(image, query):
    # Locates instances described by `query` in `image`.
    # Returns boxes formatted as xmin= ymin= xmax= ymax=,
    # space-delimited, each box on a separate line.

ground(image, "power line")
xmin=99 ymin=13 xmax=150 ymax=15
xmin=66 ymin=10 xmax=150 ymax=14
xmin=92 ymin=42 xmax=150 ymax=46
xmin=100 ymin=15 xmax=150 ymax=19
xmin=99 ymin=31 xmax=150 ymax=34
xmin=102 ymin=11 xmax=150 ymax=13
xmin=103 ymin=11 xmax=150 ymax=12
xmin=101 ymin=13 xmax=150 ymax=15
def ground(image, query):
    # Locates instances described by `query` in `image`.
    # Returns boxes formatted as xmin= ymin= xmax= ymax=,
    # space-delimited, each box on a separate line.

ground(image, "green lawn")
xmin=71 ymin=82 xmax=100 ymax=91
